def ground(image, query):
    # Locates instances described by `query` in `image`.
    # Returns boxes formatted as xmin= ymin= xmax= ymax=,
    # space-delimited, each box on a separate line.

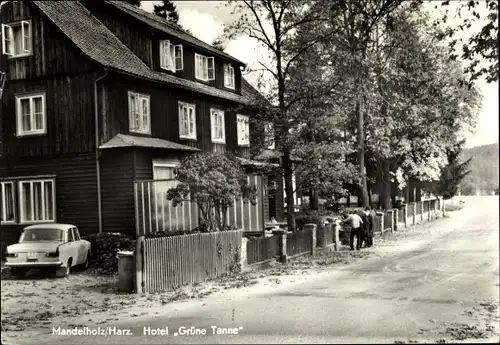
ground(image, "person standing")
xmin=363 ymin=207 xmax=375 ymax=247
xmin=341 ymin=212 xmax=364 ymax=250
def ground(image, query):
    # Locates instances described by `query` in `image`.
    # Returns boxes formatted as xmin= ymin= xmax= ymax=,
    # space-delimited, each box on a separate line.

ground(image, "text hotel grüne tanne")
xmin=52 ymin=325 xmax=245 ymax=337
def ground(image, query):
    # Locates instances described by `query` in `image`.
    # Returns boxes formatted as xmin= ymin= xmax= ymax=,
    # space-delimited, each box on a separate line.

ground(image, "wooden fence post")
xmin=434 ymin=198 xmax=438 ymax=218
xmin=305 ymin=223 xmax=317 ymax=256
xmin=428 ymin=201 xmax=431 ymax=221
xmin=404 ymin=204 xmax=408 ymax=228
xmin=135 ymin=235 xmax=144 ymax=294
xmin=280 ymin=231 xmax=288 ymax=264
xmin=420 ymin=202 xmax=424 ymax=223
xmin=412 ymin=202 xmax=416 ymax=225
xmin=377 ymin=212 xmax=384 ymax=236
xmin=394 ymin=209 xmax=399 ymax=231
xmin=333 ymin=221 xmax=340 ymax=251
xmin=240 ymin=237 xmax=248 ymax=272
xmin=389 ymin=210 xmax=394 ymax=233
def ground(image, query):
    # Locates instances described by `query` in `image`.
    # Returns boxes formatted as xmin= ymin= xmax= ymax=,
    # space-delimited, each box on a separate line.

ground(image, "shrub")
xmin=83 ymin=232 xmax=136 ymax=275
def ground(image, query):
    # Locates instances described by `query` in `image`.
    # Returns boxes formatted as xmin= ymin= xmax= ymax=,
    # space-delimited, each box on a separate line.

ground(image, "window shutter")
xmin=175 ymin=45 xmax=183 ymax=71
xmin=169 ymin=44 xmax=175 ymax=72
xmin=211 ymin=110 xmax=216 ymax=140
xmin=21 ymin=20 xmax=31 ymax=53
xmin=141 ymin=97 xmax=149 ymax=131
xmin=178 ymin=103 xmax=183 ymax=136
xmin=1 ymin=24 xmax=13 ymax=55
xmin=207 ymin=57 xmax=215 ymax=80
xmin=188 ymin=107 xmax=194 ymax=136
xmin=128 ymin=93 xmax=135 ymax=130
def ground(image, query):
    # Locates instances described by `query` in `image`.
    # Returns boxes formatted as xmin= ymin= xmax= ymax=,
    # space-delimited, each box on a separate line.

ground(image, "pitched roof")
xmin=99 ymin=134 xmax=201 ymax=151
xmin=31 ymin=1 xmax=256 ymax=105
xmin=105 ymin=0 xmax=245 ymax=66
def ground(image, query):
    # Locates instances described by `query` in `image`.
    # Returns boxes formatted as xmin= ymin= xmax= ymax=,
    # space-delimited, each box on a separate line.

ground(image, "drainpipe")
xmin=94 ymin=70 xmax=108 ymax=233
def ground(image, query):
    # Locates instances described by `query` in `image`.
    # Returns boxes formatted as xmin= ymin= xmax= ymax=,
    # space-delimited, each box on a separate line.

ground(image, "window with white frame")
xmin=178 ymin=102 xmax=196 ymax=140
xmin=237 ymin=114 xmax=250 ymax=146
xmin=224 ymin=64 xmax=235 ymax=89
xmin=195 ymin=53 xmax=214 ymax=81
xmin=159 ymin=40 xmax=183 ymax=72
xmin=265 ymin=122 xmax=275 ymax=149
xmin=15 ymin=92 xmax=46 ymax=136
xmin=210 ymin=108 xmax=225 ymax=143
xmin=128 ymin=91 xmax=150 ymax=134
xmin=1 ymin=20 xmax=32 ymax=57
xmin=19 ymin=179 xmax=55 ymax=223
xmin=1 ymin=181 xmax=15 ymax=223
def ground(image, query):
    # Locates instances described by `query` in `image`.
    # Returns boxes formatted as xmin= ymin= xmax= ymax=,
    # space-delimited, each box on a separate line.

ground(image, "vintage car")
xmin=5 ymin=224 xmax=91 ymax=278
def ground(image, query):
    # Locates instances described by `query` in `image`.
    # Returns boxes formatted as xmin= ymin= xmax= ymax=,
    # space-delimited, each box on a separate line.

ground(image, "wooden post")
xmin=389 ymin=210 xmax=394 ymax=233
xmin=428 ymin=201 xmax=431 ymax=221
xmin=394 ymin=209 xmax=399 ymax=231
xmin=420 ymin=202 xmax=424 ymax=223
xmin=305 ymin=223 xmax=317 ymax=256
xmin=377 ymin=212 xmax=384 ymax=236
xmin=412 ymin=202 xmax=416 ymax=225
xmin=240 ymin=237 xmax=248 ymax=272
xmin=332 ymin=222 xmax=340 ymax=251
xmin=404 ymin=204 xmax=408 ymax=228
xmin=135 ymin=235 xmax=144 ymax=294
xmin=279 ymin=230 xmax=288 ymax=264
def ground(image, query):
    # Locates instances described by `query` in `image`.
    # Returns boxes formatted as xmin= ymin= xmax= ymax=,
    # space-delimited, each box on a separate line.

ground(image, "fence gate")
xmin=134 ymin=174 xmax=265 ymax=236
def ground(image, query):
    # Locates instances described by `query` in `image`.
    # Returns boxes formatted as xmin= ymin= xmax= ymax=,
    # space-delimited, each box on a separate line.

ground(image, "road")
xmin=22 ymin=196 xmax=500 ymax=344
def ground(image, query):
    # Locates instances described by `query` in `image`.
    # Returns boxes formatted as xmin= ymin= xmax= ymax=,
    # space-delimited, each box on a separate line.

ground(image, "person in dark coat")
xmin=363 ymin=207 xmax=375 ymax=247
xmin=356 ymin=209 xmax=369 ymax=249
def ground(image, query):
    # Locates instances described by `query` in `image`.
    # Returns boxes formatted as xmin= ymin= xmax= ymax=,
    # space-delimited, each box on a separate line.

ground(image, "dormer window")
xmin=160 ymin=40 xmax=183 ymax=72
xmin=2 ymin=20 xmax=32 ymax=58
xmin=224 ymin=64 xmax=235 ymax=89
xmin=195 ymin=53 xmax=214 ymax=81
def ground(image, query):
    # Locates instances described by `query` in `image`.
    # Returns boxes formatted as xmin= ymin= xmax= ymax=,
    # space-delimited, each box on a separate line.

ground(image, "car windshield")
xmin=19 ymin=229 xmax=64 ymax=242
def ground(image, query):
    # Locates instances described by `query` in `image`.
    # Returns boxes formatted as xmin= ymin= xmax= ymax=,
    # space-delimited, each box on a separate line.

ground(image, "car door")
xmin=65 ymin=229 xmax=76 ymax=266
xmin=72 ymin=227 xmax=85 ymax=265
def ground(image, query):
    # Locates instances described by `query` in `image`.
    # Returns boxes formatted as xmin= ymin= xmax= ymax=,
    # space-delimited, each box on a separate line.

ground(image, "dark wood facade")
xmin=0 ymin=1 xmax=281 ymax=247
xmin=0 ymin=154 xmax=99 ymax=244
xmin=98 ymin=72 xmax=251 ymax=156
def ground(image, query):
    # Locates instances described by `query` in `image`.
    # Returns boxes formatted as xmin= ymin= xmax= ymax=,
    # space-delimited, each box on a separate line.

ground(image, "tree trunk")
xmin=408 ymin=178 xmax=415 ymax=202
xmin=415 ymin=182 xmax=422 ymax=202
xmin=283 ymin=152 xmax=296 ymax=231
xmin=379 ymin=159 xmax=391 ymax=210
xmin=368 ymin=187 xmax=372 ymax=207
xmin=346 ymin=193 xmax=351 ymax=207
xmin=356 ymin=98 xmax=369 ymax=207
xmin=404 ymin=184 xmax=410 ymax=204
xmin=310 ymin=187 xmax=319 ymax=210
xmin=391 ymin=180 xmax=398 ymax=208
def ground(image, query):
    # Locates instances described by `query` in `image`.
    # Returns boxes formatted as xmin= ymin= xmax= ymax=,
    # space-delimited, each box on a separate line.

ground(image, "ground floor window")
xmin=0 ymin=177 xmax=56 ymax=224
xmin=19 ymin=179 xmax=55 ymax=223
xmin=1 ymin=181 xmax=15 ymax=223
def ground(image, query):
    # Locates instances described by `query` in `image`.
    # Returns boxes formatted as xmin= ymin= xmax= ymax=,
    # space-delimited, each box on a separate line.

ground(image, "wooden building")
xmin=0 ymin=0 xmax=287 ymax=244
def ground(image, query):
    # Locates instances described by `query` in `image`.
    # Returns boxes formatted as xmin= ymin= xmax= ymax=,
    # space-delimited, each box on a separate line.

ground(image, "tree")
xmin=224 ymin=0 xmax=342 ymax=231
xmin=153 ymin=0 xmax=179 ymax=23
xmin=211 ymin=37 xmax=226 ymax=52
xmin=423 ymin=140 xmax=472 ymax=200
xmin=436 ymin=0 xmax=498 ymax=83
xmin=165 ymin=153 xmax=257 ymax=232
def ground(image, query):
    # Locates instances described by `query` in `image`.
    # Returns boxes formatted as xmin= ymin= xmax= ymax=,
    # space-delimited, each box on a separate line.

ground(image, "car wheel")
xmin=10 ymin=267 xmax=28 ymax=278
xmin=55 ymin=259 xmax=71 ymax=278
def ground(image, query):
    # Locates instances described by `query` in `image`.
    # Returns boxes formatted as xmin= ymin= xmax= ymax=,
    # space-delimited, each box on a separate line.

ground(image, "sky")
xmin=141 ymin=0 xmax=498 ymax=149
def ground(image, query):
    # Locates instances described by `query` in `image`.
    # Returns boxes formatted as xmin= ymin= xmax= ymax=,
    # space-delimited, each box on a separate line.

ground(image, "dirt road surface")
xmin=3 ymin=196 xmax=499 ymax=344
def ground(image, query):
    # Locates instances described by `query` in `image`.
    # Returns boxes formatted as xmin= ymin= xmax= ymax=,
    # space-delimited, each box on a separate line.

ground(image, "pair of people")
xmin=340 ymin=207 xmax=374 ymax=250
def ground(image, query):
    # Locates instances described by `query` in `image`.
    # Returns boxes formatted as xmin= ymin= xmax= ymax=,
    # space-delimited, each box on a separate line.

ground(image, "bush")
xmin=83 ymin=232 xmax=136 ymax=275
xmin=0 ymin=242 xmax=6 ymax=260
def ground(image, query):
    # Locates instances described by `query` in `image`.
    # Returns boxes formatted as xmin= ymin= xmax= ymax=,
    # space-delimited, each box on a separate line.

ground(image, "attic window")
xmin=224 ymin=64 xmax=235 ymax=89
xmin=195 ymin=53 xmax=214 ymax=82
xmin=160 ymin=40 xmax=183 ymax=72
xmin=2 ymin=20 xmax=32 ymax=58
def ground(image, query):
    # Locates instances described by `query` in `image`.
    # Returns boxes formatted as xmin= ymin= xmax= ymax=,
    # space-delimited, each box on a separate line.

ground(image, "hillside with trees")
xmin=460 ymin=143 xmax=499 ymax=195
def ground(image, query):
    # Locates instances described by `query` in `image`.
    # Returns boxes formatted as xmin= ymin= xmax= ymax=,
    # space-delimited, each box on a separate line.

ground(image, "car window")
xmin=72 ymin=228 xmax=81 ymax=241
xmin=67 ymin=229 xmax=75 ymax=242
xmin=19 ymin=229 xmax=64 ymax=242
